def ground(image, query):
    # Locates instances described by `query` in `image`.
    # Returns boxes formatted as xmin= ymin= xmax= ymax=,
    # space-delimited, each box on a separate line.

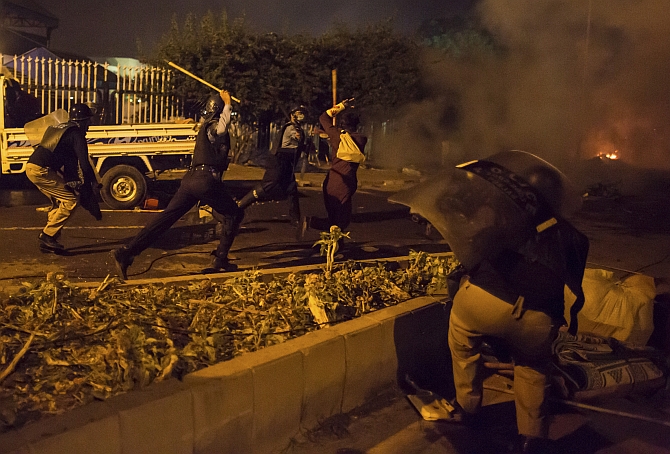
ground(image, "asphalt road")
xmin=1 ymin=158 xmax=670 ymax=292
xmin=0 ymin=172 xmax=444 ymax=291
xmin=1 ymin=161 xmax=670 ymax=452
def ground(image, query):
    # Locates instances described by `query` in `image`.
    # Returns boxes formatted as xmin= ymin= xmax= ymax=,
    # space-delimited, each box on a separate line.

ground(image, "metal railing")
xmin=1 ymin=54 xmax=184 ymax=125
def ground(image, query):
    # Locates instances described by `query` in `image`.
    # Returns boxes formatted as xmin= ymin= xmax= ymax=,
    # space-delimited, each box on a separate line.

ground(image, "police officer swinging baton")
xmin=166 ymin=61 xmax=241 ymax=103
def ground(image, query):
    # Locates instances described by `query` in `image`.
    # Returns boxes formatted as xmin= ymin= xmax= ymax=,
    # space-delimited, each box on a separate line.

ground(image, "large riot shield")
xmin=483 ymin=150 xmax=582 ymax=218
xmin=389 ymin=150 xmax=582 ymax=269
xmin=24 ymin=109 xmax=69 ymax=146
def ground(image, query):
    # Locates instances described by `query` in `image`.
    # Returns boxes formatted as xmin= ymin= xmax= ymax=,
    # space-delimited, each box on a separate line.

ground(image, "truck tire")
xmin=100 ymin=165 xmax=147 ymax=209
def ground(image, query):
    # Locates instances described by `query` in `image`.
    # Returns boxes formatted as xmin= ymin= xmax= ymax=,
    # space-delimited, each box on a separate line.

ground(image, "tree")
xmin=150 ymin=11 xmax=423 ymax=158
xmin=315 ymin=21 xmax=421 ymax=117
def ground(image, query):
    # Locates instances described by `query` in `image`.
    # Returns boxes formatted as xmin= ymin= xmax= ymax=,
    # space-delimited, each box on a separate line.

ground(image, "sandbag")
xmin=565 ymin=269 xmax=657 ymax=346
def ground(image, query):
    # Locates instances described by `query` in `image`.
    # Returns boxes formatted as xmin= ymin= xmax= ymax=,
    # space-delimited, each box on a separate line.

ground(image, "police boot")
xmin=237 ymin=185 xmax=265 ymax=210
xmin=112 ymin=247 xmax=134 ymax=280
xmin=38 ymin=231 xmax=65 ymax=253
xmin=202 ymin=251 xmax=238 ymax=274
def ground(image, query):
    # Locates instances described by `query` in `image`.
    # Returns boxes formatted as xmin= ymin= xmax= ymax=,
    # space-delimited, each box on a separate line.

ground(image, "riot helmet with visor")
xmin=201 ymin=94 xmax=225 ymax=123
xmin=290 ymin=105 xmax=307 ymax=124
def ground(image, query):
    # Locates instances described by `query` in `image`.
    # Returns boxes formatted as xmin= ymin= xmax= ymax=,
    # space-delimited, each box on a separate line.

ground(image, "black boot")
xmin=237 ymin=185 xmax=264 ymax=210
xmin=38 ymin=231 xmax=65 ymax=253
xmin=111 ymin=247 xmax=134 ymax=280
xmin=202 ymin=251 xmax=238 ymax=273
xmin=205 ymin=207 xmax=244 ymax=274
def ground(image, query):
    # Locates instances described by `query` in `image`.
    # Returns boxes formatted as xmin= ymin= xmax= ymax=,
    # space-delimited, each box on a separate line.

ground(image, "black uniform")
xmin=237 ymin=120 xmax=306 ymax=224
xmin=114 ymin=104 xmax=242 ymax=275
xmin=29 ymin=123 xmax=97 ymax=186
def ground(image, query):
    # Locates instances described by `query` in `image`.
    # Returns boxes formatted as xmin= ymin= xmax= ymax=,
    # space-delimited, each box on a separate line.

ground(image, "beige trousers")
xmin=448 ymin=278 xmax=557 ymax=438
xmin=26 ymin=163 xmax=78 ymax=237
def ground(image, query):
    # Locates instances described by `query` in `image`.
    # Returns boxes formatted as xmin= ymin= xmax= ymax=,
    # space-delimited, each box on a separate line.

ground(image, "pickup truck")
xmin=1 ymin=63 xmax=197 ymax=209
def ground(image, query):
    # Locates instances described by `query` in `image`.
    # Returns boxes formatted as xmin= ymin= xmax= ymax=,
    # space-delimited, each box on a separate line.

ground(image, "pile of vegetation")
xmin=0 ymin=251 xmax=461 ymax=433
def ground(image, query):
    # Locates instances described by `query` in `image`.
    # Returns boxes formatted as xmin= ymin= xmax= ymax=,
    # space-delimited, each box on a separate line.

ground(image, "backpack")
xmin=337 ymin=130 xmax=365 ymax=163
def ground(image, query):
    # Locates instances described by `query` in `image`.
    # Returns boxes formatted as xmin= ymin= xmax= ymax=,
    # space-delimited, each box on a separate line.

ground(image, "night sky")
xmin=44 ymin=0 xmax=475 ymax=58
xmin=36 ymin=0 xmax=670 ymax=170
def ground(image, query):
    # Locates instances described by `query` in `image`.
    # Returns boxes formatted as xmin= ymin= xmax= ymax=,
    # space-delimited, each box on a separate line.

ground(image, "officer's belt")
xmin=192 ymin=164 xmax=222 ymax=179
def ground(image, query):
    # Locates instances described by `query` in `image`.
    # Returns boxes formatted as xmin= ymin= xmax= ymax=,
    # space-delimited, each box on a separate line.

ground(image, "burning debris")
xmin=597 ymin=151 xmax=619 ymax=160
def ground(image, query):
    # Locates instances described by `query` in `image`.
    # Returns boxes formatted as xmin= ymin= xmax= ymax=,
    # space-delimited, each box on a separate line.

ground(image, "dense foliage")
xmin=151 ymin=12 xmax=422 ymax=123
xmin=0 ymin=252 xmax=461 ymax=432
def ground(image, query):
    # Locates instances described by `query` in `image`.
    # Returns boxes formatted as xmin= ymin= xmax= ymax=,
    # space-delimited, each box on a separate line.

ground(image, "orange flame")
xmin=597 ymin=150 xmax=619 ymax=160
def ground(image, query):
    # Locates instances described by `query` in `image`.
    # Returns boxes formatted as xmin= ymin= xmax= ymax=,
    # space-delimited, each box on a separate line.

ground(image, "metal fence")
xmin=1 ymin=54 xmax=184 ymax=125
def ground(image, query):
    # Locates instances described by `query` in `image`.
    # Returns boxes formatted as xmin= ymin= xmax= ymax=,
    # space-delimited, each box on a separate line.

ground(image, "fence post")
xmin=46 ymin=58 xmax=52 ymax=113
xmin=86 ymin=61 xmax=92 ymax=103
xmin=67 ymin=60 xmax=73 ymax=112
xmin=19 ymin=55 xmax=25 ymax=85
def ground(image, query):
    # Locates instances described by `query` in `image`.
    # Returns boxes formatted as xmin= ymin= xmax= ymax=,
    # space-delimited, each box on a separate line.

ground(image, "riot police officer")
xmin=26 ymin=103 xmax=101 ymax=253
xmin=236 ymin=105 xmax=308 ymax=226
xmin=112 ymin=90 xmax=243 ymax=279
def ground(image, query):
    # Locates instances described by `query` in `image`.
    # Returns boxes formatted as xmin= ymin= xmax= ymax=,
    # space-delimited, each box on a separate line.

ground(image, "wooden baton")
xmin=166 ymin=61 xmax=241 ymax=103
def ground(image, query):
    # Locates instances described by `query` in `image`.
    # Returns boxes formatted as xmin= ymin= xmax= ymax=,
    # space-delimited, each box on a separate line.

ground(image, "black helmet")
xmin=485 ymin=150 xmax=583 ymax=218
xmin=201 ymin=94 xmax=224 ymax=122
xmin=69 ymin=103 xmax=94 ymax=121
xmin=290 ymin=105 xmax=307 ymax=123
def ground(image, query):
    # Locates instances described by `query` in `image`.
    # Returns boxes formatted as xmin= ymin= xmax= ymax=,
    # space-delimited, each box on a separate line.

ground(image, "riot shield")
xmin=23 ymin=109 xmax=69 ymax=146
xmin=484 ymin=150 xmax=582 ymax=218
xmin=389 ymin=150 xmax=582 ymax=269
xmin=389 ymin=167 xmax=532 ymax=269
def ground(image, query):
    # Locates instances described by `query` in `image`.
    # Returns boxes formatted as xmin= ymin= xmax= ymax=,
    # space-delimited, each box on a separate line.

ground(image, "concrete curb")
xmin=0 ymin=296 xmax=450 ymax=454
xmin=76 ymin=253 xmax=454 ymax=288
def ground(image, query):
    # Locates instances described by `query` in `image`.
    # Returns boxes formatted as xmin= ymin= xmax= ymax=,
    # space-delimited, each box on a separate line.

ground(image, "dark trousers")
xmin=126 ymin=169 xmax=242 ymax=259
xmin=310 ymin=163 xmax=357 ymax=231
xmin=246 ymin=151 xmax=300 ymax=221
xmin=261 ymin=152 xmax=298 ymax=197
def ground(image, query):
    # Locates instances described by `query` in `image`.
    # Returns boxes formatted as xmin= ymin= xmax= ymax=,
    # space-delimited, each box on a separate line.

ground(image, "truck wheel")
xmin=100 ymin=165 xmax=147 ymax=209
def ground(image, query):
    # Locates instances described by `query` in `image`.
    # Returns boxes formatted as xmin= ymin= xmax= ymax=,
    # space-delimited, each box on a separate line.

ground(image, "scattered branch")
xmin=0 ymin=333 xmax=36 ymax=384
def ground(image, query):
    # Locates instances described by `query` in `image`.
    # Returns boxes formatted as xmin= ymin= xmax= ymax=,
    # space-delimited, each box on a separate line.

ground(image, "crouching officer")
xmin=26 ymin=103 xmax=102 ymax=253
xmin=236 ymin=105 xmax=308 ymax=226
xmin=112 ymin=90 xmax=243 ymax=280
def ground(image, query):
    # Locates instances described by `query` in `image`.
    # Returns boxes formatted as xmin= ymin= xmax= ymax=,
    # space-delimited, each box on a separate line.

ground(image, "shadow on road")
xmin=351 ymin=207 xmax=411 ymax=223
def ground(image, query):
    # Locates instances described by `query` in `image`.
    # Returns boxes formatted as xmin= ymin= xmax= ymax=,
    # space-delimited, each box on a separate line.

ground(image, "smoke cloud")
xmin=382 ymin=0 xmax=670 ymax=174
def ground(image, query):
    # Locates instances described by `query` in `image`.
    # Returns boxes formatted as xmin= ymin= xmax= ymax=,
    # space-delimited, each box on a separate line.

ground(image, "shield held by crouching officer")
xmin=388 ymin=150 xmax=582 ymax=270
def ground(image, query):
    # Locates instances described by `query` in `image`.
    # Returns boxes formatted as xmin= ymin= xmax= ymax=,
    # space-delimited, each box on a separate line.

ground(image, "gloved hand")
xmin=342 ymin=98 xmax=355 ymax=109
xmin=78 ymin=182 xmax=103 ymax=221
xmin=326 ymin=98 xmax=355 ymax=117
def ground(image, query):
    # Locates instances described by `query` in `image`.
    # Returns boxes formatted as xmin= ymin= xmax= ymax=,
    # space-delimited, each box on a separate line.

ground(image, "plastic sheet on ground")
xmin=565 ymin=269 xmax=657 ymax=346
xmin=405 ymin=375 xmax=458 ymax=421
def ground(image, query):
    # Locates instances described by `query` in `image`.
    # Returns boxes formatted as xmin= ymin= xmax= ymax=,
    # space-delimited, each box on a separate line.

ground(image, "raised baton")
xmin=166 ymin=60 xmax=241 ymax=103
